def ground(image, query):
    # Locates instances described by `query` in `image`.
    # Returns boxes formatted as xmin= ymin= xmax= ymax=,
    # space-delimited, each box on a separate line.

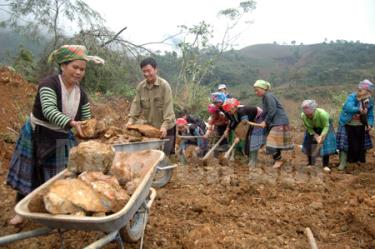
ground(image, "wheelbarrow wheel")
xmin=120 ymin=209 xmax=148 ymax=243
xmin=152 ymin=168 xmax=173 ymax=188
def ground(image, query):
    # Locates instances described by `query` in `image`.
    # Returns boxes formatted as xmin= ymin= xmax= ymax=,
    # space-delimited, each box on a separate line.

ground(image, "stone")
xmin=43 ymin=179 xmax=108 ymax=214
xmin=110 ymin=152 xmax=147 ymax=184
xmin=125 ymin=178 xmax=142 ymax=195
xmin=28 ymin=190 xmax=48 ymax=213
xmin=127 ymin=124 xmax=162 ymax=138
xmin=80 ymin=119 xmax=98 ymax=138
xmin=78 ymin=171 xmax=130 ymax=212
xmin=67 ymin=141 xmax=114 ymax=174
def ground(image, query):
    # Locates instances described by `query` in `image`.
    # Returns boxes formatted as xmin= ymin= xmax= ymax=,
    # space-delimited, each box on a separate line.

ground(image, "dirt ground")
xmin=0 ymin=67 xmax=374 ymax=249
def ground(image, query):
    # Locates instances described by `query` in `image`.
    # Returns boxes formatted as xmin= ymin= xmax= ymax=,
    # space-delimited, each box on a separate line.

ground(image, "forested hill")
xmin=204 ymin=42 xmax=375 ymax=92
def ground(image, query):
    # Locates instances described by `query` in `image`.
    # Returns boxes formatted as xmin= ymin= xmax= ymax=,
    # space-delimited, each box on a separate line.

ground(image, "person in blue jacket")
xmin=336 ymin=79 xmax=374 ymax=170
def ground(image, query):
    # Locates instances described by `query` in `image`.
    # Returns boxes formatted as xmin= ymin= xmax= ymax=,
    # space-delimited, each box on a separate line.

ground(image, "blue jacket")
xmin=338 ymin=92 xmax=374 ymax=127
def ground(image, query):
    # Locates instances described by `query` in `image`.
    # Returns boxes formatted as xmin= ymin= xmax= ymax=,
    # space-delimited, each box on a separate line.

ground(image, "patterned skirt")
xmin=266 ymin=125 xmax=294 ymax=152
xmin=248 ymin=116 xmax=266 ymax=152
xmin=302 ymin=123 xmax=337 ymax=156
xmin=336 ymin=125 xmax=372 ymax=152
xmin=7 ymin=120 xmax=76 ymax=195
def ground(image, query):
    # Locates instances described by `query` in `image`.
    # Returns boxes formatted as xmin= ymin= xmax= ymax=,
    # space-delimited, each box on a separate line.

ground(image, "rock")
xmin=80 ymin=119 xmax=98 ymax=138
xmin=104 ymin=126 xmax=124 ymax=139
xmin=111 ymin=153 xmax=144 ymax=184
xmin=124 ymin=129 xmax=143 ymax=138
xmin=44 ymin=179 xmax=108 ymax=214
xmin=28 ymin=190 xmax=48 ymax=213
xmin=310 ymin=201 xmax=323 ymax=210
xmin=127 ymin=124 xmax=162 ymax=138
xmin=78 ymin=171 xmax=130 ymax=212
xmin=67 ymin=141 xmax=114 ymax=174
xmin=126 ymin=178 xmax=142 ymax=195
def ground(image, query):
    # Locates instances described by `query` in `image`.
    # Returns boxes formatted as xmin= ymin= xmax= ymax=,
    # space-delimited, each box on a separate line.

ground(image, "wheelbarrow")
xmin=0 ymin=149 xmax=164 ymax=249
xmin=112 ymin=139 xmax=177 ymax=188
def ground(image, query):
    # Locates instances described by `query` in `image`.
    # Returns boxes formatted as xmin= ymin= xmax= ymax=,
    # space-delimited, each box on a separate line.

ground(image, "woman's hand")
xmin=360 ymin=108 xmax=368 ymax=114
xmin=204 ymin=131 xmax=211 ymax=139
xmin=70 ymin=120 xmax=84 ymax=138
xmin=224 ymin=128 xmax=230 ymax=138
xmin=234 ymin=137 xmax=240 ymax=144
xmin=259 ymin=121 xmax=266 ymax=128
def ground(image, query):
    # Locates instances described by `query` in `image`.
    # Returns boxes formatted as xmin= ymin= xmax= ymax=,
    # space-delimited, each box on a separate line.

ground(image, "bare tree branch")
xmin=100 ymin=26 xmax=127 ymax=47
xmin=138 ymin=32 xmax=182 ymax=46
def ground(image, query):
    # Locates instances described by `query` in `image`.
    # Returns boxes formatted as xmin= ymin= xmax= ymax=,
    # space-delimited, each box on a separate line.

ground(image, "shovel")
xmin=202 ymin=134 xmax=226 ymax=161
xmin=223 ymin=140 xmax=239 ymax=159
xmin=311 ymin=143 xmax=322 ymax=157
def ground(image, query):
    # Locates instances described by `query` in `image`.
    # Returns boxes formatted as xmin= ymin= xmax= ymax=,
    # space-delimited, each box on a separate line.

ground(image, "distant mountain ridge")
xmin=209 ymin=42 xmax=375 ymax=92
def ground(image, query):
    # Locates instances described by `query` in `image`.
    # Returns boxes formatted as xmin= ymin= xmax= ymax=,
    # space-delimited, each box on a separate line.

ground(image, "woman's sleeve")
xmin=80 ymin=91 xmax=92 ymax=120
xmin=368 ymin=100 xmax=374 ymax=127
xmin=342 ymin=94 xmax=360 ymax=114
xmin=39 ymin=87 xmax=71 ymax=129
xmin=264 ymin=94 xmax=277 ymax=125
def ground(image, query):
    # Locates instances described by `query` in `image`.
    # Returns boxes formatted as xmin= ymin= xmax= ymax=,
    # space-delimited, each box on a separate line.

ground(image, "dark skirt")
xmin=302 ymin=122 xmax=337 ymax=157
xmin=7 ymin=120 xmax=76 ymax=195
xmin=336 ymin=124 xmax=373 ymax=163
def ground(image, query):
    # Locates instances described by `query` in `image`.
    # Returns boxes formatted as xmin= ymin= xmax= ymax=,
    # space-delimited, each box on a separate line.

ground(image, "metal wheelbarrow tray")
xmin=1 ymin=149 xmax=165 ymax=248
xmin=112 ymin=139 xmax=177 ymax=188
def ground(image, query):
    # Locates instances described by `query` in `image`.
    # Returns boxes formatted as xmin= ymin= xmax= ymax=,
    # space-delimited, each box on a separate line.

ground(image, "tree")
xmin=1 ymin=0 xmax=105 ymax=49
xmin=175 ymin=1 xmax=257 ymax=112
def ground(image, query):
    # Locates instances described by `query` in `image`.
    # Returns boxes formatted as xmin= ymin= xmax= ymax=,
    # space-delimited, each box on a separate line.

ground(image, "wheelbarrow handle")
xmin=177 ymin=135 xmax=206 ymax=139
xmin=146 ymin=188 xmax=157 ymax=210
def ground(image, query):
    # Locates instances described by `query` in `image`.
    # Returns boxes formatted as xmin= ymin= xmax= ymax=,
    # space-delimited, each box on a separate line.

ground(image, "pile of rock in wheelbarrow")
xmin=28 ymin=140 xmax=156 ymax=217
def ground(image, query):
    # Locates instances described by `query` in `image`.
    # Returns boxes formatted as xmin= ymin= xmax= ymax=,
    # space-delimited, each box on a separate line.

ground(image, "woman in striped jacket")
xmin=6 ymin=45 xmax=104 ymax=225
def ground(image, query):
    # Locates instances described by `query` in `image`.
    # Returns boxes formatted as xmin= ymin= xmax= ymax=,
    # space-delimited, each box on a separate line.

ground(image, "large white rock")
xmin=67 ymin=141 xmax=114 ymax=174
xmin=43 ymin=179 xmax=108 ymax=214
xmin=78 ymin=171 xmax=130 ymax=212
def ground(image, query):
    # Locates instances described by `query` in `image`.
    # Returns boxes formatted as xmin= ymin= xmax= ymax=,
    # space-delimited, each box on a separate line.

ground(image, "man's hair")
xmin=140 ymin=57 xmax=157 ymax=69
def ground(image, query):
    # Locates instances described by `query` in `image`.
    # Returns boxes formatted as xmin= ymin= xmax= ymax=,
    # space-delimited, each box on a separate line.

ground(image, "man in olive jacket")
xmin=127 ymin=57 xmax=176 ymax=154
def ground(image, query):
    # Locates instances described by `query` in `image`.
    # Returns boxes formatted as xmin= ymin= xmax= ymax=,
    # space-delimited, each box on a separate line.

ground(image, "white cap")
xmin=218 ymin=84 xmax=227 ymax=90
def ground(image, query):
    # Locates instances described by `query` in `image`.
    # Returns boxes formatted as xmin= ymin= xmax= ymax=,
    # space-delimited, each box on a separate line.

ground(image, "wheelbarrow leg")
xmin=115 ymin=233 xmax=125 ymax=249
xmin=58 ymin=229 xmax=65 ymax=249
xmin=83 ymin=230 xmax=120 ymax=249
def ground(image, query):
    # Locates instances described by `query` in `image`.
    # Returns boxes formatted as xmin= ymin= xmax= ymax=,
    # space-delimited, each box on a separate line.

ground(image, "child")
xmin=253 ymin=80 xmax=294 ymax=168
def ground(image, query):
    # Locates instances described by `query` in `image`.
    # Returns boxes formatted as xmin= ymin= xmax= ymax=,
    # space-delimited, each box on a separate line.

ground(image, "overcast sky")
xmin=86 ymin=0 xmax=375 ymax=51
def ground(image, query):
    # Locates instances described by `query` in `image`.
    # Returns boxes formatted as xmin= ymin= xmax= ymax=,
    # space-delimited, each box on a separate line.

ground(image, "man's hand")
xmin=160 ymin=127 xmax=167 ymax=138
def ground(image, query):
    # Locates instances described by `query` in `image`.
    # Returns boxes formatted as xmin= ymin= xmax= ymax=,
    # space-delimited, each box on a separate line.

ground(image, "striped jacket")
xmin=32 ymin=74 xmax=91 ymax=130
